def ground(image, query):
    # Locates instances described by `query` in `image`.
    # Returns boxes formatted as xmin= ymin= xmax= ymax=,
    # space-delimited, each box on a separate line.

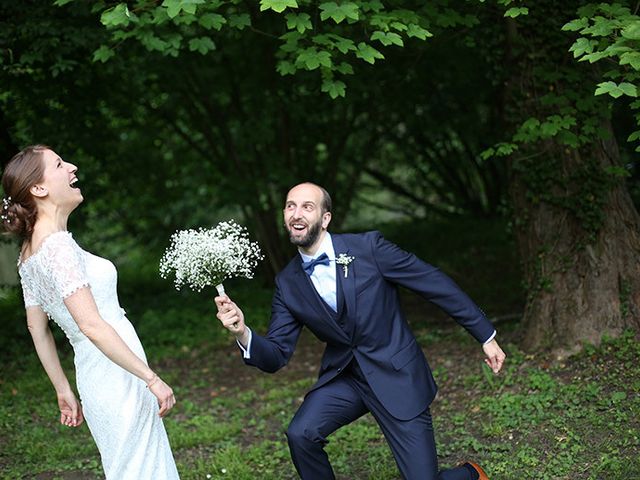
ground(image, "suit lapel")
xmin=291 ymin=257 xmax=349 ymax=339
xmin=292 ymin=258 xmax=325 ymax=314
xmin=332 ymin=235 xmax=357 ymax=321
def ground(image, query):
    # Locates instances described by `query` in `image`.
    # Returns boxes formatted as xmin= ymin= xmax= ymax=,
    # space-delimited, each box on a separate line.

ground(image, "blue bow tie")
xmin=301 ymin=252 xmax=331 ymax=276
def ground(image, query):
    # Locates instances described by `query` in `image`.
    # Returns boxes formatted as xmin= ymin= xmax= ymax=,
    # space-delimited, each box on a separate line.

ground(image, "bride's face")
xmin=35 ymin=149 xmax=83 ymax=208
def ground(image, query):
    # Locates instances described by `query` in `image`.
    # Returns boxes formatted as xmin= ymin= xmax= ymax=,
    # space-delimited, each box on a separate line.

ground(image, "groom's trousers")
xmin=285 ymin=359 xmax=475 ymax=480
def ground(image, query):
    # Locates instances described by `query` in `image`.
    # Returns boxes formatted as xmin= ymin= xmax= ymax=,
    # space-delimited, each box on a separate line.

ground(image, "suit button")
xmin=337 ymin=368 xmax=342 ymax=372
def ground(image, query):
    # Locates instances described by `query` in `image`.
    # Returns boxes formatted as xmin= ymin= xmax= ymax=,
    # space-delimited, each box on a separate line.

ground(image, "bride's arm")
xmin=26 ymin=306 xmax=83 ymax=427
xmin=64 ymin=287 xmax=176 ymax=417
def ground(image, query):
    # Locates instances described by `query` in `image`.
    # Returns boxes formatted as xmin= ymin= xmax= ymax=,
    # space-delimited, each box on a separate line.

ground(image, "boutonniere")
xmin=335 ymin=253 xmax=355 ymax=278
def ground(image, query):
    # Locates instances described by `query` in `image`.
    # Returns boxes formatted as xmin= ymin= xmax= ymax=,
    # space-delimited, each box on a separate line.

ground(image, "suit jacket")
xmin=245 ymin=231 xmax=495 ymax=420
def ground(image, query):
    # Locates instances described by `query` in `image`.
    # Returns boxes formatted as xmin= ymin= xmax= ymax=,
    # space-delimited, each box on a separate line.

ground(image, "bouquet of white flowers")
xmin=159 ymin=220 xmax=264 ymax=296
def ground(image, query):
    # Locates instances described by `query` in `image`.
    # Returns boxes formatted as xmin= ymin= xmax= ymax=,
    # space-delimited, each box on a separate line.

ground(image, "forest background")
xmin=1 ymin=1 xmax=639 ymax=479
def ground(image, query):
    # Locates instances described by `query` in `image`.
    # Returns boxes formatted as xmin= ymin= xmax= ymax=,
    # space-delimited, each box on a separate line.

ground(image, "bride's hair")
xmin=1 ymin=145 xmax=49 ymax=241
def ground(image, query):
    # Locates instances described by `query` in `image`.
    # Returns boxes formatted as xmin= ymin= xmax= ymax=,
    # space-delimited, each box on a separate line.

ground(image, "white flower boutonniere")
xmin=336 ymin=253 xmax=355 ymax=278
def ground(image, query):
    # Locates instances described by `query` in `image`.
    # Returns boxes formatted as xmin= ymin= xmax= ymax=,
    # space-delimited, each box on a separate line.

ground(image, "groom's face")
xmin=283 ymin=183 xmax=331 ymax=249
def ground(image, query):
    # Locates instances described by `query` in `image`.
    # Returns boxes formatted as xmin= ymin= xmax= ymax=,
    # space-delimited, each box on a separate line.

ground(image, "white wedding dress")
xmin=18 ymin=231 xmax=180 ymax=479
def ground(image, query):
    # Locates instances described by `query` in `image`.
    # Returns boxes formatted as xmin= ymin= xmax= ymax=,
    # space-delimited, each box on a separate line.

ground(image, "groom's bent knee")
xmin=286 ymin=420 xmax=328 ymax=450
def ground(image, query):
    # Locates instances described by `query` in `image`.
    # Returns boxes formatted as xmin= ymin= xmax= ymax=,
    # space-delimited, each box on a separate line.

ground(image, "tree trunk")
xmin=511 ymin=138 xmax=640 ymax=350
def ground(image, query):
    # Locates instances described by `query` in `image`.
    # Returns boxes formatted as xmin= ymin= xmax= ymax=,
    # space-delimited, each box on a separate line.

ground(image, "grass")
xmin=1 ymin=217 xmax=639 ymax=479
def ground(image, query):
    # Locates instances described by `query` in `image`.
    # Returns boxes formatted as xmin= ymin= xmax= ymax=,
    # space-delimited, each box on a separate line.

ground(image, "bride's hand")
xmin=57 ymin=390 xmax=84 ymax=427
xmin=148 ymin=376 xmax=176 ymax=417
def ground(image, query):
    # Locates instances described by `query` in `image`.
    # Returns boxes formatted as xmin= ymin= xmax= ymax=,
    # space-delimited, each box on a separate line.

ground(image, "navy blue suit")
xmin=245 ymin=231 xmax=495 ymax=479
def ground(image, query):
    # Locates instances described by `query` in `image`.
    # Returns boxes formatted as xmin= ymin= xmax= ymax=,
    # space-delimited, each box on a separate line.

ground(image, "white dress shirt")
xmin=298 ymin=232 xmax=337 ymax=312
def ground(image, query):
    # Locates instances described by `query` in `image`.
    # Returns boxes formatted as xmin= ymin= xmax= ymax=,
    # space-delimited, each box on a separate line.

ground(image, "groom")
xmin=215 ymin=182 xmax=506 ymax=480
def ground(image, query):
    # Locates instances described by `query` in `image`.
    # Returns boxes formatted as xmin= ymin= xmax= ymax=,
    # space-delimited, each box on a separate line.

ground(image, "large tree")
xmin=499 ymin=2 xmax=640 ymax=348
xmin=3 ymin=0 xmax=639 ymax=349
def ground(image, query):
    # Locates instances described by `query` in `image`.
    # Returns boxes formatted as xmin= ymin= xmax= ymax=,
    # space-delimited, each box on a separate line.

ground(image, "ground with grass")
xmin=1 ymin=294 xmax=638 ymax=480
xmin=1 ymin=218 xmax=638 ymax=479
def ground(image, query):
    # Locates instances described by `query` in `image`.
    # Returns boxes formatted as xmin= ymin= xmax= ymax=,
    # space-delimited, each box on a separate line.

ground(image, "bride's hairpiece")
xmin=1 ymin=196 xmax=12 ymax=223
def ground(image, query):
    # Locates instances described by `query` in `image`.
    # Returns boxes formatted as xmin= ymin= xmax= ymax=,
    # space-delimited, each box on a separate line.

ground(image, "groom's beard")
xmin=287 ymin=218 xmax=323 ymax=249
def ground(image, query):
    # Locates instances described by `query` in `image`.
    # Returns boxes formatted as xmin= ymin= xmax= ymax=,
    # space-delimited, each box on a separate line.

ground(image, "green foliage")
xmin=563 ymin=2 xmax=640 ymax=151
xmin=73 ymin=0 xmax=449 ymax=97
xmin=504 ymin=7 xmax=529 ymax=18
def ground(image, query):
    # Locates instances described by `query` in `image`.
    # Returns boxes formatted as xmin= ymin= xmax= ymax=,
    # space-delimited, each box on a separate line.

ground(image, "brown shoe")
xmin=467 ymin=462 xmax=489 ymax=480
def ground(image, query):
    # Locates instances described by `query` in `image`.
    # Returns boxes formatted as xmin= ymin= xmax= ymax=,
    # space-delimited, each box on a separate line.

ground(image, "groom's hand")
xmin=482 ymin=338 xmax=506 ymax=374
xmin=215 ymin=296 xmax=249 ymax=345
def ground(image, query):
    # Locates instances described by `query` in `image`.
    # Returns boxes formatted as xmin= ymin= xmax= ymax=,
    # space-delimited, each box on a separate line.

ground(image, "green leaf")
xmin=580 ymin=51 xmax=609 ymax=64
xmin=569 ymin=38 xmax=598 ymax=58
xmin=521 ymin=117 xmax=541 ymax=130
xmin=582 ymin=17 xmax=616 ymax=37
xmin=276 ymin=61 xmax=297 ymax=75
xmin=622 ymin=21 xmax=640 ymax=40
xmin=480 ymin=147 xmax=495 ymax=160
xmin=360 ymin=0 xmax=384 ymax=13
xmin=558 ymin=130 xmax=579 ymax=148
xmin=562 ymin=18 xmax=589 ymax=32
xmin=286 ymin=13 xmax=312 ymax=33
xmin=595 ymin=81 xmax=637 ymax=98
xmin=513 ymin=117 xmax=541 ymax=142
xmin=355 ymin=42 xmax=384 ymax=64
xmin=371 ymin=31 xmax=404 ymax=47
xmin=504 ymin=7 xmax=529 ymax=18
xmin=100 ymin=3 xmax=135 ymax=27
xmin=322 ymin=79 xmax=346 ymax=98
xmin=406 ymin=24 xmax=432 ymax=40
xmin=53 ymin=0 xmax=76 ymax=5
xmin=228 ymin=14 xmax=251 ymax=30
xmin=319 ymin=2 xmax=359 ymax=24
xmin=188 ymin=37 xmax=215 ymax=54
xmin=139 ymin=32 xmax=168 ymax=52
xmin=390 ymin=22 xmax=408 ymax=32
xmin=199 ymin=13 xmax=226 ymax=30
xmin=162 ymin=0 xmax=181 ymax=19
xmin=335 ymin=62 xmax=354 ymax=75
xmin=296 ymin=48 xmax=332 ymax=70
xmin=332 ymin=36 xmax=356 ymax=54
xmin=595 ymin=81 xmax=621 ymax=98
xmin=92 ymin=45 xmax=115 ymax=63
xmin=619 ymin=82 xmax=638 ymax=97
xmin=260 ymin=0 xmax=298 ymax=13
xmin=494 ymin=143 xmax=517 ymax=156
xmin=628 ymin=130 xmax=640 ymax=142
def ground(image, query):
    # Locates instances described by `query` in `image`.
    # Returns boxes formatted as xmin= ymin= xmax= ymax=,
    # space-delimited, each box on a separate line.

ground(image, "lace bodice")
xmin=18 ymin=231 xmax=125 ymax=347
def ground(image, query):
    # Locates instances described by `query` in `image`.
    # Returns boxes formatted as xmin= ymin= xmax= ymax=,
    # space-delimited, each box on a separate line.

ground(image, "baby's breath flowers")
xmin=159 ymin=220 xmax=263 ymax=295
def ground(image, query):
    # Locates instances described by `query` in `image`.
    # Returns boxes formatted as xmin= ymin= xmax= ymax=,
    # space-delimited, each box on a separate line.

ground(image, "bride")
xmin=1 ymin=145 xmax=180 ymax=479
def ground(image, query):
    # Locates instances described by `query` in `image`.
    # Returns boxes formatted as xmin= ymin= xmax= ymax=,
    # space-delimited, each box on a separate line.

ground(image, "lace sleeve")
xmin=20 ymin=280 xmax=39 ymax=308
xmin=46 ymin=232 xmax=90 ymax=299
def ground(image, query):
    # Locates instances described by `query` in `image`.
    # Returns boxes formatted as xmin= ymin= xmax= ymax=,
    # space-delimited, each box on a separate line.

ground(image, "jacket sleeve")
xmin=243 ymin=280 xmax=303 ymax=373
xmin=369 ymin=231 xmax=495 ymax=343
